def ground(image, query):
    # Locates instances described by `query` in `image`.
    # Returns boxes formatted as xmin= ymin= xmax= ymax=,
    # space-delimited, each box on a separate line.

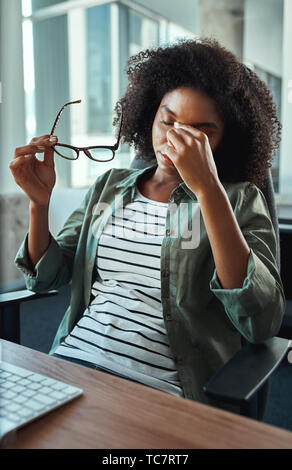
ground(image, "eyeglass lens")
xmin=54 ymin=145 xmax=114 ymax=161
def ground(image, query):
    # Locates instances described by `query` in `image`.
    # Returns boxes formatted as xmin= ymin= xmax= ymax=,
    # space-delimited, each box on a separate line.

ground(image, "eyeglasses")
xmin=50 ymin=100 xmax=123 ymax=162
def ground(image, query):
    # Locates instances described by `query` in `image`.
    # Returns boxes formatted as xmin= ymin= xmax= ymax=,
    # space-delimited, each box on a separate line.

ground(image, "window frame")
xmin=20 ymin=0 xmax=292 ymax=210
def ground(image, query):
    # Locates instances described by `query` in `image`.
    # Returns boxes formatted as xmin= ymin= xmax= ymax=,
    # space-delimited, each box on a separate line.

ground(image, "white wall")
xmin=198 ymin=0 xmax=244 ymax=59
xmin=0 ymin=0 xmax=26 ymax=195
xmin=243 ymin=0 xmax=283 ymax=77
xmin=134 ymin=0 xmax=200 ymax=33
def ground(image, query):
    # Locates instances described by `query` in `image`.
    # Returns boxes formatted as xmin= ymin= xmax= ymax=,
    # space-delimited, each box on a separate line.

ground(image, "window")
xmin=21 ymin=0 xmax=291 ymax=203
xmin=129 ymin=10 xmax=159 ymax=56
xmin=21 ymin=0 xmax=187 ymax=188
xmin=30 ymin=0 xmax=69 ymax=11
xmin=87 ymin=4 xmax=112 ymax=136
xmin=242 ymin=0 xmax=285 ymax=199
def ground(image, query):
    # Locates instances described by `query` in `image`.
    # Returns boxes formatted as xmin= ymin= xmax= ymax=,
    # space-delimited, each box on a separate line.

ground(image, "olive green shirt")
xmin=15 ymin=164 xmax=285 ymax=412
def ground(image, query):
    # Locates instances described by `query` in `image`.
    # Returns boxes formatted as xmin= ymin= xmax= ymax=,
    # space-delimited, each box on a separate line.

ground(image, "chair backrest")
xmin=49 ymin=187 xmax=88 ymax=237
xmin=260 ymin=170 xmax=280 ymax=271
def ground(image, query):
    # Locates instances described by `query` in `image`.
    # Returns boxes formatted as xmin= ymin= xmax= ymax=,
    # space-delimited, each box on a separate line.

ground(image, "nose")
xmin=166 ymin=129 xmax=175 ymax=149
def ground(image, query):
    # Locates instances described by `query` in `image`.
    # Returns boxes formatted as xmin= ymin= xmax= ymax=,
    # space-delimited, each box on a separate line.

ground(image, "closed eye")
xmin=160 ymin=120 xmax=174 ymax=126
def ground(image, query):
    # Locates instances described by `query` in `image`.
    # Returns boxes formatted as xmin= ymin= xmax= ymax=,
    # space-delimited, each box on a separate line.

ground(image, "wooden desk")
xmin=1 ymin=339 xmax=292 ymax=449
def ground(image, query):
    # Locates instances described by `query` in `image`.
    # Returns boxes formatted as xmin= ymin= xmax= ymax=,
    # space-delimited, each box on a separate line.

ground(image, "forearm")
xmin=28 ymin=201 xmax=51 ymax=268
xmin=196 ymin=181 xmax=250 ymax=289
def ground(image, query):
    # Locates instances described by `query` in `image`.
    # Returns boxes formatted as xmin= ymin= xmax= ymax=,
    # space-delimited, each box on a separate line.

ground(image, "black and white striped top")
xmin=54 ymin=184 xmax=184 ymax=397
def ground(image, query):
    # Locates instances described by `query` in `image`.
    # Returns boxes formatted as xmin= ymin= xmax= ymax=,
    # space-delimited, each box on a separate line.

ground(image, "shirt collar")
xmin=116 ymin=162 xmax=197 ymax=201
xmin=116 ymin=164 xmax=158 ymax=189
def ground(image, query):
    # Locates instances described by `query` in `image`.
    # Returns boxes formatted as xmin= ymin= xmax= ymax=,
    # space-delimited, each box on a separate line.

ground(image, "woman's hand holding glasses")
xmin=9 ymin=134 xmax=58 ymax=207
xmin=9 ymin=98 xmax=122 ymax=207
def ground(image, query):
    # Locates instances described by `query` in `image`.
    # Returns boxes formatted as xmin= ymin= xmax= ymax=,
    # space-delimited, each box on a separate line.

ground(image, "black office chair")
xmin=0 ymin=157 xmax=291 ymax=421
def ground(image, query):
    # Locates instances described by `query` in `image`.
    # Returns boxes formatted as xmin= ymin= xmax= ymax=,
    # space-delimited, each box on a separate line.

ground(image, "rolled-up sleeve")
xmin=210 ymin=183 xmax=285 ymax=343
xmin=15 ymin=232 xmax=71 ymax=291
xmin=14 ymin=184 xmax=95 ymax=292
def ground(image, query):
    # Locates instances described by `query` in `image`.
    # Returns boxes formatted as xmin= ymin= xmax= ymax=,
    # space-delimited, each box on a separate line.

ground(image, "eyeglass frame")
xmin=49 ymin=100 xmax=123 ymax=162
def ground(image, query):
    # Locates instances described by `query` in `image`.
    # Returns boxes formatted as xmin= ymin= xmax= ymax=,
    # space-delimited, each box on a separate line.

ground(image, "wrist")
xmin=29 ymin=200 xmax=50 ymax=212
xmin=194 ymin=177 xmax=224 ymax=203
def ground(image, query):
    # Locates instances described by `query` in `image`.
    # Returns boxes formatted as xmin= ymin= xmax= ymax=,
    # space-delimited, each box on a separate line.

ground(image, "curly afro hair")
xmin=114 ymin=37 xmax=281 ymax=190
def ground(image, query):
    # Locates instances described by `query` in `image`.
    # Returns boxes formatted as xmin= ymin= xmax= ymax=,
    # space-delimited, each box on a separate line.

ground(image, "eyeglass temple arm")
xmin=113 ymin=107 xmax=123 ymax=150
xmin=50 ymin=100 xmax=82 ymax=136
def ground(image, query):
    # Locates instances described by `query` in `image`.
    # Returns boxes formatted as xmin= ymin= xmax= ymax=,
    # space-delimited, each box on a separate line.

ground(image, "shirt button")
xmin=164 ymin=269 xmax=169 ymax=277
xmin=166 ymin=229 xmax=170 ymax=236
xmin=165 ymin=313 xmax=171 ymax=321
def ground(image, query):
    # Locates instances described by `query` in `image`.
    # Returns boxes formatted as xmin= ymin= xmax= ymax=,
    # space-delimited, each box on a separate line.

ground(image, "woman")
xmin=10 ymin=38 xmax=285 ymax=412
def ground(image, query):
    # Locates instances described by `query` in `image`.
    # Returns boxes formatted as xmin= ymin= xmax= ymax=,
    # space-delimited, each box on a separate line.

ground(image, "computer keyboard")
xmin=0 ymin=361 xmax=83 ymax=441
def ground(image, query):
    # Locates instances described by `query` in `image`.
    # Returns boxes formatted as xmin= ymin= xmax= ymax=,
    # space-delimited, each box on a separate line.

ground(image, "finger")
xmin=43 ymin=146 xmax=55 ymax=168
xmin=171 ymin=128 xmax=195 ymax=147
xmin=14 ymin=139 xmax=57 ymax=158
xmin=166 ymin=128 xmax=187 ymax=153
xmin=14 ymin=144 xmax=44 ymax=157
xmin=31 ymin=135 xmax=58 ymax=146
xmin=14 ymin=145 xmax=37 ymax=158
xmin=9 ymin=154 xmax=35 ymax=175
xmin=174 ymin=122 xmax=205 ymax=140
xmin=30 ymin=134 xmax=52 ymax=143
xmin=10 ymin=153 xmax=35 ymax=165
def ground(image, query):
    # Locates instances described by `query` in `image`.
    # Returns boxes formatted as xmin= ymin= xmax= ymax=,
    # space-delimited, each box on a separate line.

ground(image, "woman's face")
xmin=152 ymin=87 xmax=225 ymax=177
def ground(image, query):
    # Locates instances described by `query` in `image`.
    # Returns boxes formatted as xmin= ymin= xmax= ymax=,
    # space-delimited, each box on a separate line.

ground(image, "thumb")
xmin=43 ymin=146 xmax=55 ymax=168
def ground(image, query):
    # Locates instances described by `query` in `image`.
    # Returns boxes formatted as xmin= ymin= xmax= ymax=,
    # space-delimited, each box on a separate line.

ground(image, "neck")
xmin=151 ymin=166 xmax=183 ymax=189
